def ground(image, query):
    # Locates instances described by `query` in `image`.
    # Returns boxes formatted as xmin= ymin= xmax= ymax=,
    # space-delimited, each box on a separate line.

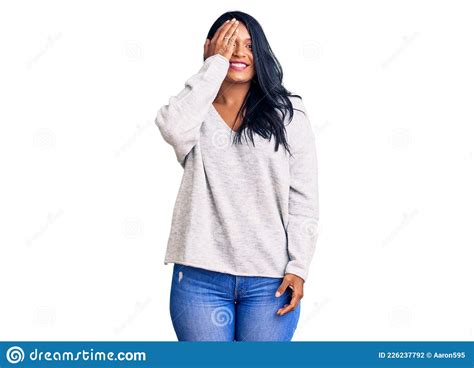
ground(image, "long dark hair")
xmin=205 ymin=11 xmax=303 ymax=157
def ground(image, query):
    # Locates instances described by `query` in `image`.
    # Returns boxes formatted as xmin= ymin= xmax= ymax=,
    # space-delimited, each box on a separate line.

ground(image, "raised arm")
xmin=154 ymin=18 xmax=241 ymax=167
xmin=154 ymin=54 xmax=229 ymax=167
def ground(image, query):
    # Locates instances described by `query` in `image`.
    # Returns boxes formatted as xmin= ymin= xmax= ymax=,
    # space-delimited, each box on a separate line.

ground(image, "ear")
xmin=203 ymin=38 xmax=209 ymax=58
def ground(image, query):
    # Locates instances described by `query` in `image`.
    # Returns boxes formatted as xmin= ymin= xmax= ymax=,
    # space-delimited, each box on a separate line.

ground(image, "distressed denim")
xmin=169 ymin=263 xmax=301 ymax=341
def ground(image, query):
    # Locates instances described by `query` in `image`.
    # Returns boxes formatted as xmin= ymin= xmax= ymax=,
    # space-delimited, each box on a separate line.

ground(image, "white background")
xmin=1 ymin=0 xmax=473 ymax=341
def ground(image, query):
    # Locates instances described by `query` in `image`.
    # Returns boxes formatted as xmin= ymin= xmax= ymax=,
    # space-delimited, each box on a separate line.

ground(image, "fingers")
xmin=225 ymin=27 xmax=239 ymax=51
xmin=220 ymin=30 xmax=238 ymax=59
xmin=276 ymin=291 xmax=301 ymax=316
xmin=210 ymin=20 xmax=230 ymax=45
xmin=275 ymin=278 xmax=291 ymax=297
xmin=222 ymin=19 xmax=239 ymax=44
xmin=212 ymin=19 xmax=240 ymax=59
xmin=275 ymin=274 xmax=304 ymax=316
xmin=214 ymin=18 xmax=236 ymax=43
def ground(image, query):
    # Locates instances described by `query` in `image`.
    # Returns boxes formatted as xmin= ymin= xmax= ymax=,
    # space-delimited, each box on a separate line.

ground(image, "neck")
xmin=214 ymin=80 xmax=251 ymax=107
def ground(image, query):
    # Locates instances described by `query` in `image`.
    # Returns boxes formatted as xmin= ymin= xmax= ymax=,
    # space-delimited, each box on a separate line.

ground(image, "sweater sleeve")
xmin=154 ymin=53 xmax=230 ymax=167
xmin=284 ymin=97 xmax=320 ymax=282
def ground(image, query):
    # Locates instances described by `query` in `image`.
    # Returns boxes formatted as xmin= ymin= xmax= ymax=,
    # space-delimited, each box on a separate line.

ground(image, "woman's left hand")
xmin=275 ymin=273 xmax=304 ymax=316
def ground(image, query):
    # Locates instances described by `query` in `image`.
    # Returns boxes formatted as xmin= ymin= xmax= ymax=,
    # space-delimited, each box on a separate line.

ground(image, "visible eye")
xmin=246 ymin=44 xmax=252 ymax=49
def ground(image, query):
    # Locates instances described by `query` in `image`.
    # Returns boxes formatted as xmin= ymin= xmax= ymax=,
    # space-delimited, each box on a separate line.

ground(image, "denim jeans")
xmin=169 ymin=263 xmax=301 ymax=341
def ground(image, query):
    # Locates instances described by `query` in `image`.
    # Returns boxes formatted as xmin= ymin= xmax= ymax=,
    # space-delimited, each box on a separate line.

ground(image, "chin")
xmin=226 ymin=74 xmax=254 ymax=84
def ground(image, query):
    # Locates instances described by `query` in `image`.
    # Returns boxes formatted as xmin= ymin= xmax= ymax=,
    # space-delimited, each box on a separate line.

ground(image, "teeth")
xmin=231 ymin=62 xmax=246 ymax=67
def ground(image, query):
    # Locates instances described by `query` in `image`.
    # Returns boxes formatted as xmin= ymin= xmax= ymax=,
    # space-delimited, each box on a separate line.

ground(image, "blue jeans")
xmin=169 ymin=263 xmax=301 ymax=341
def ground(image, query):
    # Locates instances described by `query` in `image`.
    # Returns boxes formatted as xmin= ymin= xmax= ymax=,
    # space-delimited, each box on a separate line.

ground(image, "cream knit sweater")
xmin=155 ymin=53 xmax=319 ymax=282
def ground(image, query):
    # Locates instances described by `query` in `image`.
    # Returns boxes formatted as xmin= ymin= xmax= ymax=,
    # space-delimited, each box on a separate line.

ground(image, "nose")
xmin=232 ymin=43 xmax=246 ymax=57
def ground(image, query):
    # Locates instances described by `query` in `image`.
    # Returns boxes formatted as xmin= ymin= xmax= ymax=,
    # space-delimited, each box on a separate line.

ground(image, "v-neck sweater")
xmin=154 ymin=53 xmax=319 ymax=282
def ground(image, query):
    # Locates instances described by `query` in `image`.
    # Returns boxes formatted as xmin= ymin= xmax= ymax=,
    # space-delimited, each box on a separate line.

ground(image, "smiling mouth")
xmin=229 ymin=62 xmax=248 ymax=71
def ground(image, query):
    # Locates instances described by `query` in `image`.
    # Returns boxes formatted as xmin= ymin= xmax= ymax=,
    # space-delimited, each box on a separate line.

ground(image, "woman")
xmin=155 ymin=11 xmax=319 ymax=341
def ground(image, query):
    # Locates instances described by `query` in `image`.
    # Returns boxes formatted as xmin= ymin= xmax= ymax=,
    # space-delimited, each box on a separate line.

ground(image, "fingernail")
xmin=275 ymin=291 xmax=281 ymax=297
